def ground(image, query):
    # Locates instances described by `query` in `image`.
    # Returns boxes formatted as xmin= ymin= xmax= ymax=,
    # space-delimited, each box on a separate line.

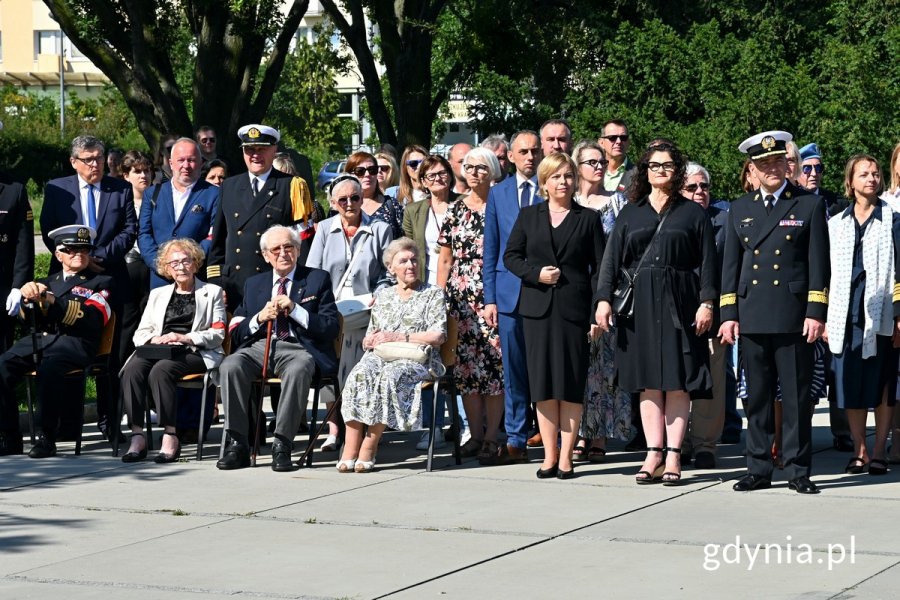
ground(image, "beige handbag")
xmin=373 ymin=341 xmax=446 ymax=377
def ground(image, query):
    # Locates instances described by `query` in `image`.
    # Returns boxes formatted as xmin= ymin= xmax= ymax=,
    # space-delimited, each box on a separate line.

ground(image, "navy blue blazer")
xmin=41 ymin=174 xmax=137 ymax=298
xmin=230 ymin=266 xmax=340 ymax=375
xmin=483 ymin=174 xmax=540 ymax=313
xmin=138 ymin=180 xmax=220 ymax=287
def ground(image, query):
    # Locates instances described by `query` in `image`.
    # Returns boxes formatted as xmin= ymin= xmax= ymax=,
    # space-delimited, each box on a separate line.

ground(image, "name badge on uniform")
xmin=779 ymin=219 xmax=803 ymax=227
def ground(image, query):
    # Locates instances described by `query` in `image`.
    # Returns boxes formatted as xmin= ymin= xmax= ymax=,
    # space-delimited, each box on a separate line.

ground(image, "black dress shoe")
xmin=556 ymin=468 xmax=576 ymax=480
xmin=28 ymin=436 xmax=57 ymax=459
xmin=536 ymin=465 xmax=558 ymax=479
xmin=833 ymin=436 xmax=854 ymax=452
xmin=732 ymin=473 xmax=771 ymax=492
xmin=788 ymin=476 xmax=819 ymax=494
xmin=271 ymin=438 xmax=295 ymax=472
xmin=0 ymin=432 xmax=24 ymax=456
xmin=216 ymin=440 xmax=250 ymax=470
xmin=693 ymin=451 xmax=717 ymax=470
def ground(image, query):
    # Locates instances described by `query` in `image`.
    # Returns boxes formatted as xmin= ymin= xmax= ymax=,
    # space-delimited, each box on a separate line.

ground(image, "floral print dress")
xmin=578 ymin=192 xmax=634 ymax=441
xmin=341 ymin=284 xmax=447 ymax=430
xmin=439 ymin=199 xmax=504 ymax=396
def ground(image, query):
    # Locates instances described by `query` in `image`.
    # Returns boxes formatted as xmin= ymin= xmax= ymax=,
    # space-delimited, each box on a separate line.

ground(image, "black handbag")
xmin=611 ymin=209 xmax=670 ymax=317
xmin=135 ymin=343 xmax=189 ymax=360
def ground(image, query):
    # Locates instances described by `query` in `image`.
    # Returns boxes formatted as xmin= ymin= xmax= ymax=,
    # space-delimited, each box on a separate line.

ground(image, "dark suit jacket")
xmin=230 ymin=267 xmax=340 ymax=374
xmin=138 ymin=179 xmax=220 ymax=287
xmin=720 ymin=182 xmax=830 ymax=333
xmin=0 ymin=174 xmax=33 ymax=298
xmin=503 ymin=202 xmax=606 ymax=323
xmin=207 ymin=169 xmax=303 ymax=310
xmin=40 ymin=175 xmax=137 ymax=300
xmin=811 ymin=187 xmax=849 ymax=218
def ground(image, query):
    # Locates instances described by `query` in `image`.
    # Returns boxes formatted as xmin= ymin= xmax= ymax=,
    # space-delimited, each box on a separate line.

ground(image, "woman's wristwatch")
xmin=405 ymin=332 xmax=410 ymax=342
xmin=700 ymin=302 xmax=714 ymax=310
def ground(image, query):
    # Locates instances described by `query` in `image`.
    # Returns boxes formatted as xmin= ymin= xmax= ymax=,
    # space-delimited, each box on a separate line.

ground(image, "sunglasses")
xmin=601 ymin=134 xmax=629 ymax=143
xmin=335 ymin=194 xmax=363 ymax=205
xmin=267 ymin=244 xmax=297 ymax=255
xmin=352 ymin=166 xmax=379 ymax=177
xmin=802 ymin=164 xmax=824 ymax=175
xmin=58 ymin=246 xmax=91 ymax=255
xmin=684 ymin=182 xmax=710 ymax=193
xmin=406 ymin=159 xmax=423 ymax=169
xmin=199 ymin=137 xmax=216 ymax=143
xmin=579 ymin=159 xmax=609 ymax=169
xmin=377 ymin=165 xmax=391 ymax=173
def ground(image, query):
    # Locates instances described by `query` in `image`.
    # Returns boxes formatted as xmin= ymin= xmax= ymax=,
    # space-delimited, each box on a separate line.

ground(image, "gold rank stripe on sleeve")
xmin=894 ymin=283 xmax=900 ymax=302
xmin=808 ymin=290 xmax=828 ymax=304
xmin=62 ymin=300 xmax=80 ymax=325
xmin=720 ymin=293 xmax=736 ymax=308
xmin=207 ymin=265 xmax=221 ymax=278
xmin=26 ymin=210 xmax=34 ymax=221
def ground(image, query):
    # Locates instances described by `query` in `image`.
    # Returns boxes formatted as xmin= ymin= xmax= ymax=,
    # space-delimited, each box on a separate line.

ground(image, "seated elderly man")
xmin=0 ymin=225 xmax=114 ymax=458
xmin=216 ymin=225 xmax=339 ymax=472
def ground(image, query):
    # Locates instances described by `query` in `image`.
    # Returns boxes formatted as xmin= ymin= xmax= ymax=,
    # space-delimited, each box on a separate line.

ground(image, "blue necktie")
xmin=519 ymin=181 xmax=530 ymax=209
xmin=86 ymin=185 xmax=97 ymax=228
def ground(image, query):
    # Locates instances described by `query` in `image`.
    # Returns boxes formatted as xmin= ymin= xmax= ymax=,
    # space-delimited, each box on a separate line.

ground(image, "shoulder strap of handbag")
xmin=631 ymin=206 xmax=671 ymax=277
xmin=149 ymin=181 xmax=164 ymax=208
xmin=336 ymin=236 xmax=365 ymax=291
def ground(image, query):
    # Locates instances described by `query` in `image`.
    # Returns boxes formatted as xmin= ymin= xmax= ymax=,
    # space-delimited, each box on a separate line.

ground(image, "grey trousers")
xmin=220 ymin=338 xmax=315 ymax=442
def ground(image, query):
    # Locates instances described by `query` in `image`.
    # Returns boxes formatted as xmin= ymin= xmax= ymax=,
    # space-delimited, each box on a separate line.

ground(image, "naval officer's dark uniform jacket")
xmin=0 ymin=174 xmax=34 ymax=350
xmin=719 ymin=182 xmax=829 ymax=480
xmin=0 ymin=270 xmax=113 ymax=439
xmin=207 ymin=168 xmax=312 ymax=312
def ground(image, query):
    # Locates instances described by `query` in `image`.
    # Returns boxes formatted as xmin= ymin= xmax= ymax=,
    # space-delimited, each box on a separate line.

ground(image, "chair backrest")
xmin=440 ymin=315 xmax=458 ymax=369
xmin=97 ymin=312 xmax=117 ymax=357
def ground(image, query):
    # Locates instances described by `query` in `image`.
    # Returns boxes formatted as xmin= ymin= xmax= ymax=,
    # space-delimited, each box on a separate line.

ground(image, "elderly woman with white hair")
xmin=306 ymin=174 xmax=393 ymax=450
xmin=436 ymin=147 xmax=506 ymax=463
xmin=338 ymin=237 xmax=447 ymax=472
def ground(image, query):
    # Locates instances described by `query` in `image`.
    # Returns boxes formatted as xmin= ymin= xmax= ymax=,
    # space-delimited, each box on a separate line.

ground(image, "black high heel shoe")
xmin=121 ymin=434 xmax=147 ymax=463
xmin=636 ymin=447 xmax=665 ymax=484
xmin=662 ymin=447 xmax=682 ymax=486
xmin=536 ymin=465 xmax=558 ymax=479
xmin=154 ymin=433 xmax=181 ymax=464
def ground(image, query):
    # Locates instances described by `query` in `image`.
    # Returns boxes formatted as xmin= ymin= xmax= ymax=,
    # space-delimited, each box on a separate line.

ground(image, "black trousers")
xmin=121 ymin=352 xmax=206 ymax=428
xmin=0 ymin=337 xmax=93 ymax=439
xmin=742 ymin=333 xmax=814 ymax=480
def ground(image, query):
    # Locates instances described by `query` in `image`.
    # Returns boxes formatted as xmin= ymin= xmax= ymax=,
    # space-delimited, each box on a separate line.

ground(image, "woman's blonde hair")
xmin=375 ymin=152 xmax=400 ymax=189
xmin=536 ymin=152 xmax=577 ymax=199
xmin=843 ymin=154 xmax=884 ymax=201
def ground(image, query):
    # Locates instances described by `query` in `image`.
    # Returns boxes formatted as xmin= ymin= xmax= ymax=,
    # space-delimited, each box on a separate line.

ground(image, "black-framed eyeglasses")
xmin=423 ymin=170 xmax=449 ymax=182
xmin=601 ymin=134 xmax=629 ymax=143
xmin=335 ymin=194 xmax=363 ymax=205
xmin=802 ymin=164 xmax=824 ymax=175
xmin=73 ymin=156 xmax=103 ymax=166
xmin=647 ymin=161 xmax=676 ymax=173
xmin=267 ymin=244 xmax=297 ymax=255
xmin=463 ymin=164 xmax=489 ymax=174
xmin=684 ymin=182 xmax=710 ymax=193
xmin=57 ymin=246 xmax=91 ymax=255
xmin=166 ymin=258 xmax=194 ymax=269
xmin=579 ymin=159 xmax=609 ymax=169
xmin=352 ymin=166 xmax=379 ymax=177
xmin=406 ymin=159 xmax=423 ymax=169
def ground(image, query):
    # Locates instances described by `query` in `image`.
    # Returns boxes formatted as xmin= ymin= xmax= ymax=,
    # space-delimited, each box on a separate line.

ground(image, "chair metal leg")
xmin=427 ymin=383 xmax=439 ymax=472
xmin=145 ymin=404 xmax=154 ymax=452
xmin=113 ymin=382 xmax=124 ymax=457
xmin=75 ymin=375 xmax=88 ymax=456
xmin=448 ymin=382 xmax=461 ymax=465
xmin=196 ymin=374 xmax=211 ymax=461
xmin=25 ymin=378 xmax=35 ymax=445
xmin=306 ymin=379 xmax=320 ymax=468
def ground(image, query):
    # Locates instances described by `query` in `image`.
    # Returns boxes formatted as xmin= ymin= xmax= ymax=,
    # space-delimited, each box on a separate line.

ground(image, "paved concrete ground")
xmin=1 ymin=404 xmax=899 ymax=599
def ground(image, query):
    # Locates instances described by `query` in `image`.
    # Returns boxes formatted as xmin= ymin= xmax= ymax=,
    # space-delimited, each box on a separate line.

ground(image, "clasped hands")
xmin=363 ymin=329 xmax=405 ymax=350
xmin=150 ymin=332 xmax=191 ymax=345
xmin=256 ymin=294 xmax=294 ymax=323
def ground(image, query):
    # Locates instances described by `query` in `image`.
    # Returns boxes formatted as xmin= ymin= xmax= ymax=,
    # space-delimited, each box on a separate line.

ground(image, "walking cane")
xmin=25 ymin=297 xmax=44 ymax=444
xmin=295 ymin=398 xmax=341 ymax=469
xmin=251 ymin=319 xmax=274 ymax=467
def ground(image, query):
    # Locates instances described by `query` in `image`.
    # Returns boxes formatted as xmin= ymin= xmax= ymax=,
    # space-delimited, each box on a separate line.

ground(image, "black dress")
xmin=596 ymin=197 xmax=718 ymax=393
xmin=504 ymin=203 xmax=606 ymax=403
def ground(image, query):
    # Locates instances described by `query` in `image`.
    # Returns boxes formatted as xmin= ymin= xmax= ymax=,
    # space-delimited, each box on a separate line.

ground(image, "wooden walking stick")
xmin=295 ymin=398 xmax=341 ymax=469
xmin=251 ymin=319 xmax=274 ymax=467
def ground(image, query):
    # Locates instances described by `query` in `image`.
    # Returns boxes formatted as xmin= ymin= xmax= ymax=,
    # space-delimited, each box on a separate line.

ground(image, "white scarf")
xmin=827 ymin=200 xmax=895 ymax=358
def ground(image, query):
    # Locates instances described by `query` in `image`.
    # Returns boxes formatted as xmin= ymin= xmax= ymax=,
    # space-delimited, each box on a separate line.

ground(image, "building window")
xmin=35 ymin=30 xmax=61 ymax=59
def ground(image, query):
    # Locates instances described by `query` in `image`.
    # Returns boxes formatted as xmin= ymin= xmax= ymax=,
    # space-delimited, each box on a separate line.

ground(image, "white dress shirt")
xmin=248 ymin=267 xmax=310 ymax=334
